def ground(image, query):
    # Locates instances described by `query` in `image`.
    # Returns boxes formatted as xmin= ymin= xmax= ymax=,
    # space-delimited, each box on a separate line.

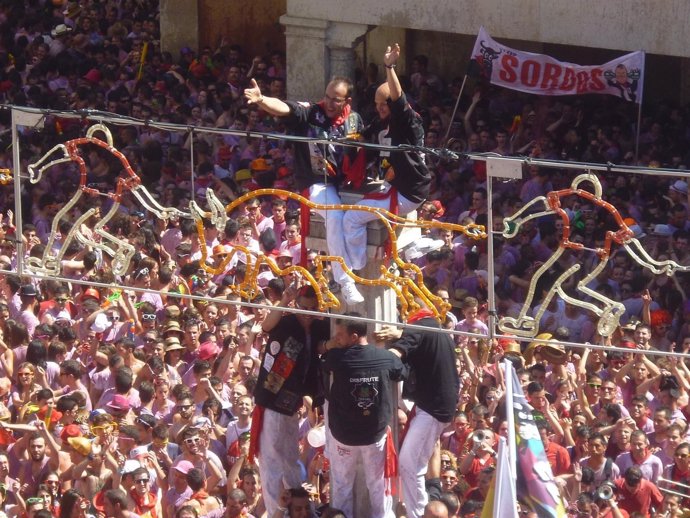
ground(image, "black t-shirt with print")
xmin=322 ymin=344 xmax=406 ymax=446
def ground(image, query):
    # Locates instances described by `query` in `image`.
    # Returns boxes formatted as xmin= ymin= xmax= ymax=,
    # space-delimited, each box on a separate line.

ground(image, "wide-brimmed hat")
xmin=524 ymin=333 xmax=567 ymax=365
xmin=164 ymin=336 xmax=185 ymax=352
xmin=162 ymin=320 xmax=184 ymax=336
xmin=51 ymin=24 xmax=73 ymax=38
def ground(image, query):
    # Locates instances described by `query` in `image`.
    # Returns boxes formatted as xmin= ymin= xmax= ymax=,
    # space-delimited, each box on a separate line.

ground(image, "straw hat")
xmin=164 ymin=336 xmax=185 ymax=352
xmin=524 ymin=333 xmax=566 ymax=365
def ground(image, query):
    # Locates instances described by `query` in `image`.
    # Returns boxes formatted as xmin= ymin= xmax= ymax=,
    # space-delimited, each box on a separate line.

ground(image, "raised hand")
xmin=383 ymin=44 xmax=400 ymax=67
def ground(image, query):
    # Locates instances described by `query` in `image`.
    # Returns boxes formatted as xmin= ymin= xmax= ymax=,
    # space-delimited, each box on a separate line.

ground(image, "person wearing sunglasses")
xmin=175 ymin=428 xmax=226 ymax=488
xmin=243 ymin=68 xmax=366 ymax=306
xmin=136 ymin=302 xmax=159 ymax=337
xmin=39 ymin=286 xmax=74 ymax=327
xmin=126 ymin=467 xmax=161 ymax=518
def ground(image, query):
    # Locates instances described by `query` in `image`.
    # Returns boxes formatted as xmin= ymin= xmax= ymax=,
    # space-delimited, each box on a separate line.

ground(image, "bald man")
xmin=423 ymin=501 xmax=449 ymax=518
xmin=342 ymin=43 xmax=430 ymax=272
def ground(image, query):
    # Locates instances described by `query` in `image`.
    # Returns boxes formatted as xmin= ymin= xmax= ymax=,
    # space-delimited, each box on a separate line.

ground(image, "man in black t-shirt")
xmin=377 ymin=308 xmax=459 ymax=518
xmin=322 ymin=313 xmax=405 ymax=518
xmin=342 ymin=43 xmax=430 ymax=272
xmin=252 ymin=285 xmax=329 ymax=518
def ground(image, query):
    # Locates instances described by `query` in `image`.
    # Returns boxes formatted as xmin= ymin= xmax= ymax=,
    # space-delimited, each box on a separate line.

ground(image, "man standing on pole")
xmin=322 ymin=313 xmax=406 ymax=518
xmin=376 ymin=307 xmax=459 ymax=518
xmin=243 ymin=76 xmax=365 ymax=305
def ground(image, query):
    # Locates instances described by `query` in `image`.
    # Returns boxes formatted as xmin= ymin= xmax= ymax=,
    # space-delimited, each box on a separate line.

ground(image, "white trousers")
xmin=308 ymin=183 xmax=354 ymax=286
xmin=328 ymin=432 xmax=394 ymax=518
xmin=257 ymin=409 xmax=302 ymax=518
xmin=342 ymin=184 xmax=420 ymax=270
xmin=398 ymin=408 xmax=447 ymax=518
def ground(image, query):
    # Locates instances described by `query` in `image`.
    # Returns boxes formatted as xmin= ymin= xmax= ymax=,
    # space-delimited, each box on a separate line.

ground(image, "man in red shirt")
xmin=537 ymin=420 xmax=571 ymax=476
xmin=614 ymin=466 xmax=663 ymax=518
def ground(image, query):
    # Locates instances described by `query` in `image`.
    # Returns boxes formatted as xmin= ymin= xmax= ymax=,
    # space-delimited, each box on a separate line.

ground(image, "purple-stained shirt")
xmin=615 ymin=451 xmax=663 ymax=483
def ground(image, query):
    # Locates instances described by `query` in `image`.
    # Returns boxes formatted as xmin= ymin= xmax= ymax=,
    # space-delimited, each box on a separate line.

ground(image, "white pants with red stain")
xmin=308 ymin=183 xmax=354 ymax=287
xmin=342 ymin=184 xmax=419 ymax=270
xmin=328 ymin=432 xmax=395 ymax=518
xmin=257 ymin=409 xmax=303 ymax=518
xmin=399 ymin=408 xmax=447 ymax=518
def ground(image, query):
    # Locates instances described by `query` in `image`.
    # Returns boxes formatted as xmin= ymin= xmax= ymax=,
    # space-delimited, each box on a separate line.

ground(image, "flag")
xmin=480 ymin=437 xmax=518 ymax=518
xmin=470 ymin=26 xmax=645 ymax=103
xmin=506 ymin=360 xmax=567 ymax=517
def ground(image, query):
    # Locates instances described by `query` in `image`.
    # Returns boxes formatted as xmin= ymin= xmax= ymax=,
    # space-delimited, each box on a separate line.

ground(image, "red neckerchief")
xmin=191 ymin=489 xmax=210 ymax=502
xmin=316 ymin=102 xmax=351 ymax=128
xmin=407 ymin=308 xmax=435 ymax=323
xmin=129 ymin=490 xmax=158 ymax=517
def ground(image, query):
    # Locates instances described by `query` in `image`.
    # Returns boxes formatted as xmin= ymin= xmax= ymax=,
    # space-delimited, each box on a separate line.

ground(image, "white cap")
xmin=90 ymin=313 xmax=110 ymax=333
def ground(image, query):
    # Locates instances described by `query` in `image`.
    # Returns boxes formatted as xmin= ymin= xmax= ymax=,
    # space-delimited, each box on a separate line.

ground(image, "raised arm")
xmin=244 ymin=79 xmax=291 ymax=117
xmin=262 ymin=281 xmax=299 ymax=333
xmin=383 ymin=44 xmax=403 ymax=101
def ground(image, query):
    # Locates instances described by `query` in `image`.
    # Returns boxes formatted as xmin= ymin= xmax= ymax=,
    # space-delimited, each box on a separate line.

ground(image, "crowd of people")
xmin=0 ymin=1 xmax=689 ymax=518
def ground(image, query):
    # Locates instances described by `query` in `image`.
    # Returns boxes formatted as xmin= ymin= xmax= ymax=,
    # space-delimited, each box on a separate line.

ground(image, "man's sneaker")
xmin=341 ymin=282 xmax=364 ymax=305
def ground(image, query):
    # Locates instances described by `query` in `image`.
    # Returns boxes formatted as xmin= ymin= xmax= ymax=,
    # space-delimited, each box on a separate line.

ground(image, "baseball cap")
xmin=173 ymin=460 xmax=195 ymax=475
xmin=121 ymin=459 xmax=141 ymax=475
xmin=670 ymin=180 xmax=688 ymax=195
xmin=80 ymin=288 xmax=100 ymax=302
xmin=652 ymin=224 xmax=674 ymax=237
xmin=90 ymin=313 xmax=110 ymax=333
xmin=20 ymin=284 xmax=37 ymax=297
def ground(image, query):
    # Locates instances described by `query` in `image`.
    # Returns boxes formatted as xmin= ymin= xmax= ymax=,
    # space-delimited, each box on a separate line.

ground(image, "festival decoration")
xmin=498 ymin=173 xmax=690 ymax=338
xmin=26 ymin=125 xmax=190 ymax=276
xmin=24 ymin=124 xmax=486 ymax=321
xmin=192 ymin=188 xmax=486 ymax=321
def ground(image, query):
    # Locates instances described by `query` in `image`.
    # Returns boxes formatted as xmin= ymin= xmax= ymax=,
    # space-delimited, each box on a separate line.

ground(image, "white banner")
xmin=471 ymin=26 xmax=645 ymax=104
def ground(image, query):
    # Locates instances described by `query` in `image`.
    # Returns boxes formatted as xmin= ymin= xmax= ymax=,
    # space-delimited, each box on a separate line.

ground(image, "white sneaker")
xmin=341 ymin=282 xmax=364 ymax=305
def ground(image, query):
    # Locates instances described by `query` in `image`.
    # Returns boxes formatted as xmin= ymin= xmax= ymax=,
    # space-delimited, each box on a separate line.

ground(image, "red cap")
xmin=198 ymin=340 xmax=220 ymax=360
xmin=430 ymin=200 xmax=445 ymax=218
xmin=59 ymin=423 xmax=82 ymax=442
xmin=80 ymin=288 xmax=100 ymax=302
xmin=37 ymin=406 xmax=63 ymax=424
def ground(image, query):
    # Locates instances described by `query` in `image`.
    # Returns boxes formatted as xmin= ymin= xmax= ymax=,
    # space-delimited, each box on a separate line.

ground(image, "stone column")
xmin=326 ymin=22 xmax=369 ymax=82
xmin=159 ymin=0 xmax=199 ymax=56
xmin=280 ymin=15 xmax=329 ymax=101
